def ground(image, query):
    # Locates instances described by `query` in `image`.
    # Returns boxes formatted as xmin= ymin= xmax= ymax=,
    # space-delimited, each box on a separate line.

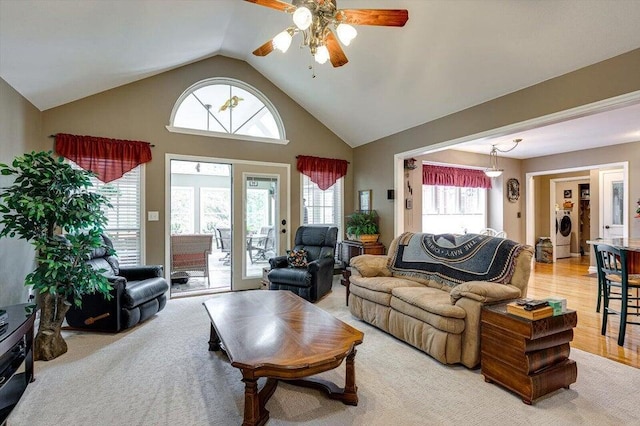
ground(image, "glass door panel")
xmin=232 ymin=163 xmax=289 ymax=291
xmin=169 ymin=159 xmax=232 ymax=297
xmin=244 ymin=175 xmax=279 ymax=278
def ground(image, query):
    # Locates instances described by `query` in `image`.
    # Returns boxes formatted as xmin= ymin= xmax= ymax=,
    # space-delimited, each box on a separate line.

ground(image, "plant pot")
xmin=358 ymin=234 xmax=379 ymax=244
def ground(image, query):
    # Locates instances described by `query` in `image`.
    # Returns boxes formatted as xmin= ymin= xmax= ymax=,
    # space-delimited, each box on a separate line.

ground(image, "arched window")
xmin=167 ymin=78 xmax=287 ymax=144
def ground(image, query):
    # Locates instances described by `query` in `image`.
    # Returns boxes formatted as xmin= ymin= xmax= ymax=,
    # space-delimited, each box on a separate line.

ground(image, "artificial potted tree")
xmin=0 ymin=151 xmax=113 ymax=360
xmin=346 ymin=210 xmax=380 ymax=243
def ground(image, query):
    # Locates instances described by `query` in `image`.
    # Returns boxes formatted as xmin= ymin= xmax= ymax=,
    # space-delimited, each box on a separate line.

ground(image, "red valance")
xmin=55 ymin=133 xmax=152 ymax=183
xmin=296 ymin=155 xmax=348 ymax=190
xmin=422 ymin=164 xmax=492 ymax=189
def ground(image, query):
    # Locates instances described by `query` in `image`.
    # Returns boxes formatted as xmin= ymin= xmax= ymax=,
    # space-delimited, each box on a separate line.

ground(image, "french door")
xmin=166 ymin=154 xmax=289 ymax=295
xmin=600 ymin=169 xmax=626 ymax=239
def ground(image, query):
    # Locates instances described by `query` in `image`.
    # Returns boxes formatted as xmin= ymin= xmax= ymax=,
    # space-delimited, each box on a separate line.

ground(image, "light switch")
xmin=148 ymin=211 xmax=159 ymax=221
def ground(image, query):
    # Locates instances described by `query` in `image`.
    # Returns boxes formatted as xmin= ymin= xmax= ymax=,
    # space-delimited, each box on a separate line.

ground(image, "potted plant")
xmin=346 ymin=210 xmax=380 ymax=243
xmin=0 ymin=151 xmax=113 ymax=360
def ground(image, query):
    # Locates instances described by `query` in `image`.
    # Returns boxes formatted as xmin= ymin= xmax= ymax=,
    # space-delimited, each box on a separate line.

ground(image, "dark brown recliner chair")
xmin=66 ymin=234 xmax=169 ymax=332
xmin=268 ymin=226 xmax=338 ymax=302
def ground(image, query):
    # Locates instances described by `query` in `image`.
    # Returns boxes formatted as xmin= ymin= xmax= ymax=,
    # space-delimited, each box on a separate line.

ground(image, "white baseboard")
xmin=588 ymin=265 xmax=597 ymax=274
xmin=570 ymin=253 xmax=581 ymax=257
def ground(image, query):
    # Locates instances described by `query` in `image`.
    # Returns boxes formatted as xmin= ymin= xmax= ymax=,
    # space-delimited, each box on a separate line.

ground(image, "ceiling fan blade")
xmin=244 ymin=0 xmax=295 ymax=13
xmin=339 ymin=9 xmax=409 ymax=27
xmin=253 ymin=39 xmax=275 ymax=56
xmin=325 ymin=30 xmax=348 ymax=67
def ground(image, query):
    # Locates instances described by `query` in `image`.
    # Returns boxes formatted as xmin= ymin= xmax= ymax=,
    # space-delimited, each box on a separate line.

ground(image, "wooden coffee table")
xmin=203 ymin=290 xmax=364 ymax=426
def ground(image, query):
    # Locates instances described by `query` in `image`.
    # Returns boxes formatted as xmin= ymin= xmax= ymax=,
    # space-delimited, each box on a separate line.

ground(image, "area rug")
xmin=9 ymin=280 xmax=639 ymax=425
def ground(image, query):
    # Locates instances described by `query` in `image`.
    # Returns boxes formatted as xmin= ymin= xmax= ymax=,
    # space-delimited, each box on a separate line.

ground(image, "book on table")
xmin=506 ymin=302 xmax=554 ymax=320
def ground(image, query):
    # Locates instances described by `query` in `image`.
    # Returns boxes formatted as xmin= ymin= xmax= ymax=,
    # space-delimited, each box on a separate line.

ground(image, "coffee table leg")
xmin=208 ymin=323 xmax=221 ymax=351
xmin=242 ymin=377 xmax=270 ymax=426
xmin=343 ymin=348 xmax=358 ymax=404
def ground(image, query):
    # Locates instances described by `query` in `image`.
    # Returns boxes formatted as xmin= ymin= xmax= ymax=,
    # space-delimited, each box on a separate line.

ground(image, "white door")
xmin=232 ymin=163 xmax=290 ymax=291
xmin=600 ymin=169 xmax=625 ymax=239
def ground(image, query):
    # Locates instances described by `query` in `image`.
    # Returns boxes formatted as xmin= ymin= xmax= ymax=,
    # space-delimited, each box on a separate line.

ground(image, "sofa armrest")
xmin=107 ymin=276 xmax=126 ymax=292
xmin=119 ymin=265 xmax=164 ymax=281
xmin=269 ymin=255 xmax=288 ymax=269
xmin=308 ymin=257 xmax=334 ymax=274
xmin=450 ymin=281 xmax=522 ymax=304
xmin=349 ymin=254 xmax=391 ymax=277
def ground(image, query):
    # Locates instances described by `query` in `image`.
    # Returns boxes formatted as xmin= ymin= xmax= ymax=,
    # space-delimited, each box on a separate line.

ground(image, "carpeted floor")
xmin=9 ymin=279 xmax=640 ymax=425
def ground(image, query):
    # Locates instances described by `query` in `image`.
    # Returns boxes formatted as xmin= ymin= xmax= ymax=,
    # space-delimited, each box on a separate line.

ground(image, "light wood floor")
xmin=528 ymin=256 xmax=638 ymax=368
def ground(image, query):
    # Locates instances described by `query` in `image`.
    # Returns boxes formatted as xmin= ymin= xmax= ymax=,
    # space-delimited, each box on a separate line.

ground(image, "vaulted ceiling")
xmin=2 ymin=0 xmax=640 ymax=152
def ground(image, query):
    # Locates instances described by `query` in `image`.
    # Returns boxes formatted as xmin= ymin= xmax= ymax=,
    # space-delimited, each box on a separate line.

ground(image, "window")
xmin=422 ymin=185 xmax=486 ymax=234
xmin=171 ymin=187 xmax=195 ymax=234
xmin=168 ymin=78 xmax=286 ymax=142
xmin=302 ymin=175 xmax=343 ymax=239
xmin=70 ymin=161 xmax=143 ymax=266
xmin=200 ymin=188 xmax=231 ymax=233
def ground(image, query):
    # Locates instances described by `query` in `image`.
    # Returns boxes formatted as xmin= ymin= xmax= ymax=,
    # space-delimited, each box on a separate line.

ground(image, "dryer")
xmin=555 ymin=210 xmax=572 ymax=258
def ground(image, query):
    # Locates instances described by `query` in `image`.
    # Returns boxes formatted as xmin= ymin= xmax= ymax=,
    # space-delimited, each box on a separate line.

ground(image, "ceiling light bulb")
xmin=293 ymin=7 xmax=312 ymax=30
xmin=336 ymin=23 xmax=357 ymax=46
xmin=314 ymin=45 xmax=329 ymax=64
xmin=273 ymin=30 xmax=293 ymax=53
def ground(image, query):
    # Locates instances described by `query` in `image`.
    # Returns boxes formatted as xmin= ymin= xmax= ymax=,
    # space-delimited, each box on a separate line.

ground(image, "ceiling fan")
xmin=245 ymin=0 xmax=409 ymax=67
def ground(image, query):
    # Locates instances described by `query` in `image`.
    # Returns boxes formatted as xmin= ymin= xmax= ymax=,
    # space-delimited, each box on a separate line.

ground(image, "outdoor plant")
xmin=346 ymin=210 xmax=380 ymax=237
xmin=0 ymin=151 xmax=113 ymax=360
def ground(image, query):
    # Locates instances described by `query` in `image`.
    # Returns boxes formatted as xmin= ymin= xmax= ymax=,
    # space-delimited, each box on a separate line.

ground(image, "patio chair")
xmin=216 ymin=227 xmax=231 ymax=266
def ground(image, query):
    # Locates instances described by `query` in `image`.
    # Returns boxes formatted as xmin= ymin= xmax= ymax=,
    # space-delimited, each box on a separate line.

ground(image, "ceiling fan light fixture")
xmin=293 ymin=6 xmax=313 ymax=31
xmin=314 ymin=45 xmax=330 ymax=64
xmin=273 ymin=29 xmax=293 ymax=53
xmin=336 ymin=23 xmax=357 ymax=46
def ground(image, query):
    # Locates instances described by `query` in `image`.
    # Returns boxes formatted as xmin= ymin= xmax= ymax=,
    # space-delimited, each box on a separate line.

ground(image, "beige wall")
xmin=525 ymin=140 xmax=640 ymax=243
xmin=0 ymin=77 xmax=46 ymax=306
xmin=41 ymin=56 xmax=353 ymax=266
xmin=354 ymin=48 xmax=640 ymax=248
xmin=407 ymin=150 xmax=523 ymax=241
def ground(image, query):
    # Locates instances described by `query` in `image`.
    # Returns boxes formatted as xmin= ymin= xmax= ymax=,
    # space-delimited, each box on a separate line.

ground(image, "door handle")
xmin=281 ymin=229 xmax=286 ymax=234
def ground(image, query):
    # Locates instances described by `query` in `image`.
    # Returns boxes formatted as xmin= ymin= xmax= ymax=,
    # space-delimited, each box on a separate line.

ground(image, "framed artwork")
xmin=358 ymin=190 xmax=372 ymax=211
xmin=563 ymin=189 xmax=572 ymax=199
xmin=506 ymin=178 xmax=520 ymax=203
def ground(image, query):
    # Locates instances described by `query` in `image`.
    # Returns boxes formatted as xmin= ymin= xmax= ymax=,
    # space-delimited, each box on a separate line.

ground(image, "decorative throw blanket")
xmin=389 ymin=232 xmax=526 ymax=288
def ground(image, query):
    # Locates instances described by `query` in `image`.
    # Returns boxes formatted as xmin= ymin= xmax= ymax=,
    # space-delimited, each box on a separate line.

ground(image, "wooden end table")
xmin=203 ymin=290 xmax=363 ymax=426
xmin=481 ymin=303 xmax=578 ymax=405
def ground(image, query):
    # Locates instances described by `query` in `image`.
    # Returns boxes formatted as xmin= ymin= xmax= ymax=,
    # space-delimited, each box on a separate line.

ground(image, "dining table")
xmin=587 ymin=238 xmax=640 ymax=273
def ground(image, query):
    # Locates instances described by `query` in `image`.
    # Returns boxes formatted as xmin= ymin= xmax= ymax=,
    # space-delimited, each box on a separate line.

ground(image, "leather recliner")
xmin=268 ymin=226 xmax=338 ymax=302
xmin=66 ymin=234 xmax=169 ymax=332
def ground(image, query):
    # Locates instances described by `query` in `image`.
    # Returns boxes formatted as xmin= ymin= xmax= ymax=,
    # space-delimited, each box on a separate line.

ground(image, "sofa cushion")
xmin=350 ymin=255 xmax=392 ymax=277
xmin=391 ymin=287 xmax=466 ymax=334
xmin=350 ymin=275 xmax=424 ymax=306
xmin=122 ymin=278 xmax=169 ymax=309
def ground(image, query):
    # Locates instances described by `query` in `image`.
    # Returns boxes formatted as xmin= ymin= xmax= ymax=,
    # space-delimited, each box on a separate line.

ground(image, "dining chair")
xmin=593 ymin=243 xmax=640 ymax=346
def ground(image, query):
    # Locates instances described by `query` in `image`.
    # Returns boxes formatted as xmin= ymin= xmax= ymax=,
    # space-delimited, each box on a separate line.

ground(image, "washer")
xmin=555 ymin=210 xmax=572 ymax=258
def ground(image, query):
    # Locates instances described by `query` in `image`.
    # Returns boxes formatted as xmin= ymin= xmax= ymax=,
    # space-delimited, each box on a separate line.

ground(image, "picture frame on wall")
xmin=563 ymin=189 xmax=572 ymax=199
xmin=506 ymin=178 xmax=520 ymax=203
xmin=359 ymin=190 xmax=372 ymax=212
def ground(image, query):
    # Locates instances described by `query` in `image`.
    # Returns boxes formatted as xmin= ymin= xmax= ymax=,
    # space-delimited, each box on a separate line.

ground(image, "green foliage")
xmin=0 ymin=151 xmax=113 ymax=307
xmin=346 ymin=210 xmax=379 ymax=236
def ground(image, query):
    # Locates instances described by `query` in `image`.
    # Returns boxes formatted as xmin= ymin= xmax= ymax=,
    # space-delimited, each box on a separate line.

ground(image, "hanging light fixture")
xmin=484 ymin=138 xmax=522 ymax=178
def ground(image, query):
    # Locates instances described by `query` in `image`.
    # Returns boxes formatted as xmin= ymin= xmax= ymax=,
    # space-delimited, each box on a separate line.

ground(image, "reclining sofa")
xmin=66 ymin=234 xmax=169 ymax=332
xmin=348 ymin=232 xmax=533 ymax=368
